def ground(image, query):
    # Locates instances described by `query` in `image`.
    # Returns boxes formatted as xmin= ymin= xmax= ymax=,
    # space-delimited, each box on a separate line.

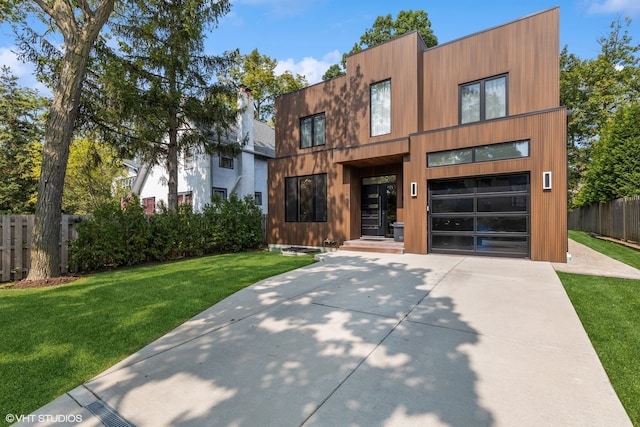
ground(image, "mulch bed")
xmin=5 ymin=276 xmax=79 ymax=290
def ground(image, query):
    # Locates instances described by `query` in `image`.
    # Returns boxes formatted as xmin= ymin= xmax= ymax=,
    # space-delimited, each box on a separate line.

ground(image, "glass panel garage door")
xmin=428 ymin=173 xmax=530 ymax=257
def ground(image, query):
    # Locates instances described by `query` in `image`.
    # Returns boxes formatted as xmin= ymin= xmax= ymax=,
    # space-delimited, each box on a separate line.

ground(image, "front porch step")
xmin=339 ymin=239 xmax=404 ymax=254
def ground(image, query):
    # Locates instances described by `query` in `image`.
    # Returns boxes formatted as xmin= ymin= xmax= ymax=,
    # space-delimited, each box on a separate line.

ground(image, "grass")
xmin=560 ymin=231 xmax=640 ymax=425
xmin=0 ymin=251 xmax=315 ymax=425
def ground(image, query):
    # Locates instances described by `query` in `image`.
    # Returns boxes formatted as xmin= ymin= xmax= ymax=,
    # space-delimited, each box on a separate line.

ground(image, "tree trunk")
xmin=167 ymin=127 xmax=179 ymax=211
xmin=27 ymin=0 xmax=115 ymax=280
xmin=28 ymin=44 xmax=90 ymax=279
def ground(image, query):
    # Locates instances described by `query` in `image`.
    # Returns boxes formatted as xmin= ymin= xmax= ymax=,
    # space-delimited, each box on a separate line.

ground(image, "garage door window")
xmin=429 ymin=173 xmax=530 ymax=257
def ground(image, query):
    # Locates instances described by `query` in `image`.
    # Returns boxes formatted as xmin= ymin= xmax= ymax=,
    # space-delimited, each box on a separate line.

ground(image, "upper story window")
xmin=460 ymin=75 xmax=507 ymax=124
xmin=371 ymin=79 xmax=391 ymax=136
xmin=300 ymin=113 xmax=325 ymax=148
xmin=184 ymin=149 xmax=194 ymax=169
xmin=219 ymin=156 xmax=234 ymax=169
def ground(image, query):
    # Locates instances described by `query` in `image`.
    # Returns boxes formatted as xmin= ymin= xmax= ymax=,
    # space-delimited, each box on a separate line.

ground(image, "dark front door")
xmin=361 ymin=184 xmax=387 ymax=237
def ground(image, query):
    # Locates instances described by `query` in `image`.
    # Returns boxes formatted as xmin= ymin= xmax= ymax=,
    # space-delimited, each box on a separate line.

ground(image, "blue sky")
xmin=1 ymin=0 xmax=639 ymax=93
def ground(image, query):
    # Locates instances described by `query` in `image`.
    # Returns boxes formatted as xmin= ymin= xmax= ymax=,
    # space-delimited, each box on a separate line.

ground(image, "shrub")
xmin=69 ymin=195 xmax=265 ymax=272
xmin=69 ymin=199 xmax=149 ymax=271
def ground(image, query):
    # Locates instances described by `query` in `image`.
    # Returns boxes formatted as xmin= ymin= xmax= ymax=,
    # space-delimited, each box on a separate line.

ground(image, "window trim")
xmin=212 ymin=187 xmax=227 ymax=200
xmin=219 ymin=156 xmax=234 ymax=169
xmin=459 ymin=74 xmax=508 ymax=124
xmin=370 ymin=79 xmax=391 ymax=137
xmin=300 ymin=113 xmax=326 ymax=149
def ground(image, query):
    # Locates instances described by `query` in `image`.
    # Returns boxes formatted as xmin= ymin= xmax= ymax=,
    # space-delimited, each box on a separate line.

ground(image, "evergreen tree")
xmin=0 ymin=67 xmax=47 ymax=214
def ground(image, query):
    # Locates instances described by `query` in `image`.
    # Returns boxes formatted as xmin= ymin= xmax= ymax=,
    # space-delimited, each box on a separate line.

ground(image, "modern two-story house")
xmin=267 ymin=8 xmax=567 ymax=262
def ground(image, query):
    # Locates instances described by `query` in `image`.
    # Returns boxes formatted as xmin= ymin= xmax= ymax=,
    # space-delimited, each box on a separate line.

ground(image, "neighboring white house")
xmin=121 ymin=88 xmax=275 ymax=214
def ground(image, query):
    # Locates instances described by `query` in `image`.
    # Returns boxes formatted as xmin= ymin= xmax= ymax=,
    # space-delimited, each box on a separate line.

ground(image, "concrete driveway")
xmin=20 ymin=251 xmax=632 ymax=426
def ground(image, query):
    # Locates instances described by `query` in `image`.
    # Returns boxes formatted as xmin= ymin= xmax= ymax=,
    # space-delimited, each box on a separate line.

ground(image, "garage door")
xmin=428 ymin=173 xmax=530 ymax=257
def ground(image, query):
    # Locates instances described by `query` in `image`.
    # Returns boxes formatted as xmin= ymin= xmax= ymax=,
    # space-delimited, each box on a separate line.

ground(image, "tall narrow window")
xmin=285 ymin=174 xmax=327 ymax=222
xmin=460 ymin=75 xmax=507 ymax=124
xmin=371 ymin=79 xmax=391 ymax=136
xmin=300 ymin=113 xmax=325 ymax=148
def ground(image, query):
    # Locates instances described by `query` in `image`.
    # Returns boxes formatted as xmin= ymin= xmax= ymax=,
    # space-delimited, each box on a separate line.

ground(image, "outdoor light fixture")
xmin=411 ymin=182 xmax=418 ymax=197
xmin=543 ymin=171 xmax=552 ymax=190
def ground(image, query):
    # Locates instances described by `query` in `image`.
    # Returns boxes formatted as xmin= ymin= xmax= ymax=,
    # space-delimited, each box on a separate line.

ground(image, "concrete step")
xmin=339 ymin=239 xmax=404 ymax=254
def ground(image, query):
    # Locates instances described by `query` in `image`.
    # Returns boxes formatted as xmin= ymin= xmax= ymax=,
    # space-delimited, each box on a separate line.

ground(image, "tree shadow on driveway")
xmin=85 ymin=252 xmax=494 ymax=426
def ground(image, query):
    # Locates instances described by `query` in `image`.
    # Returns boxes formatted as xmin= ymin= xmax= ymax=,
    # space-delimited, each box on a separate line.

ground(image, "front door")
xmin=361 ymin=184 xmax=387 ymax=237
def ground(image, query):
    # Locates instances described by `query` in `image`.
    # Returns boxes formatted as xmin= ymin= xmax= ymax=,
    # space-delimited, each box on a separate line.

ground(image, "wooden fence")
xmin=0 ymin=215 xmax=86 ymax=283
xmin=568 ymin=196 xmax=640 ymax=243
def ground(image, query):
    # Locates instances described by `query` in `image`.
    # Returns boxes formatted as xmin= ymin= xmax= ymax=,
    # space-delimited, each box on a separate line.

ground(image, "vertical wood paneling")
xmin=269 ymin=8 xmax=565 ymax=262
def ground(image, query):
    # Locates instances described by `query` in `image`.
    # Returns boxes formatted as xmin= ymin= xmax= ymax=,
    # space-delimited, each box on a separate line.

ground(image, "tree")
xmin=323 ymin=10 xmax=438 ymax=79
xmin=561 ymin=17 xmax=640 ymax=206
xmin=218 ymin=49 xmax=308 ymax=123
xmin=573 ymin=102 xmax=640 ymax=205
xmin=4 ymin=0 xmax=115 ymax=280
xmin=0 ymin=66 xmax=48 ymax=214
xmin=62 ymin=137 xmax=125 ymax=214
xmin=92 ymin=0 xmax=241 ymax=212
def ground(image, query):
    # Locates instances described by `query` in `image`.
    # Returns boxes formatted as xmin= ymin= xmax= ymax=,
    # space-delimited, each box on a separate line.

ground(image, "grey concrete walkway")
xmin=553 ymin=239 xmax=640 ymax=279
xmin=17 ymin=251 xmax=632 ymax=427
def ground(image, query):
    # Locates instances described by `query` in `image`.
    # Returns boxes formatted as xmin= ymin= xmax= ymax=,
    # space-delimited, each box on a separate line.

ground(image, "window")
xmin=255 ymin=192 xmax=262 ymax=205
xmin=178 ymin=192 xmax=192 ymax=206
xmin=300 ymin=113 xmax=325 ymax=148
xmin=212 ymin=187 xmax=227 ymax=200
xmin=371 ymin=79 xmax=391 ymax=136
xmin=142 ymin=197 xmax=155 ymax=215
xmin=184 ymin=149 xmax=194 ymax=169
xmin=460 ymin=75 xmax=507 ymax=124
xmin=219 ymin=157 xmax=234 ymax=169
xmin=428 ymin=140 xmax=529 ymax=167
xmin=285 ymin=174 xmax=327 ymax=222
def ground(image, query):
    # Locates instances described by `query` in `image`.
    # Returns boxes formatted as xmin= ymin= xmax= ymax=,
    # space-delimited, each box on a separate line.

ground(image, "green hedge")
xmin=69 ymin=194 xmax=264 ymax=272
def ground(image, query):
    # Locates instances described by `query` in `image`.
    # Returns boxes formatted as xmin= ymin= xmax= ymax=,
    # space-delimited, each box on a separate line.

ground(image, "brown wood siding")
xmin=404 ymin=108 xmax=567 ymax=262
xmin=422 ymin=8 xmax=559 ymax=130
xmin=269 ymin=8 xmax=566 ymax=262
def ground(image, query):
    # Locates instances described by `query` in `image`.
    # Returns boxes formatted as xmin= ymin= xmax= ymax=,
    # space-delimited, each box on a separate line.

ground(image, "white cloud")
xmin=587 ymin=0 xmax=640 ymax=15
xmin=0 ymin=46 xmax=50 ymax=96
xmin=275 ymin=50 xmax=341 ymax=85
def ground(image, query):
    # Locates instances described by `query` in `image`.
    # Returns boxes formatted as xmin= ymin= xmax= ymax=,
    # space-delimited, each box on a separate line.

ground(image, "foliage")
xmin=89 ymin=0 xmax=239 ymax=212
xmin=69 ymin=195 xmax=265 ymax=272
xmin=0 ymin=66 xmax=48 ymax=214
xmin=69 ymin=200 xmax=150 ymax=272
xmin=203 ymin=193 xmax=264 ymax=252
xmin=62 ymin=137 xmax=126 ymax=214
xmin=561 ymin=17 xmax=640 ymax=206
xmin=323 ymin=10 xmax=438 ymax=79
xmin=573 ymin=102 xmax=640 ymax=205
xmin=0 ymin=252 xmax=316 ymax=425
xmin=218 ymin=48 xmax=308 ymax=123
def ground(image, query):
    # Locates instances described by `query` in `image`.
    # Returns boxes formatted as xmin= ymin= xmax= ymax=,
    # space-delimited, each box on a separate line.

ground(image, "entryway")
xmin=361 ymin=175 xmax=397 ymax=238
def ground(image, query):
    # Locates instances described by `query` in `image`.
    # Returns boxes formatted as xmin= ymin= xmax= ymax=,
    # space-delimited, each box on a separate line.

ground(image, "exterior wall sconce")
xmin=410 ymin=182 xmax=418 ymax=197
xmin=543 ymin=171 xmax=552 ymax=190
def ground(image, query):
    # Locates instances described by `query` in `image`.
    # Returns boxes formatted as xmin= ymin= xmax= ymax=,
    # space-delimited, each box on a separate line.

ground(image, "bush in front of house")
xmin=69 ymin=195 xmax=264 ymax=272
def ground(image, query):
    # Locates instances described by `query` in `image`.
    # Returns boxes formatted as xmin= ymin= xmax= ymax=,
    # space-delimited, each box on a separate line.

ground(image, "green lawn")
xmin=0 ymin=251 xmax=315 ymax=425
xmin=561 ymin=231 xmax=640 ymax=425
